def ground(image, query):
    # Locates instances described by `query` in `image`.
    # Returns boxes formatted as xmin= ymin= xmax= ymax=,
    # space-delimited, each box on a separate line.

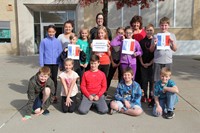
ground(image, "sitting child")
xmin=110 ymin=67 xmax=143 ymax=116
xmin=153 ymin=67 xmax=179 ymax=119
xmin=22 ymin=66 xmax=55 ymax=121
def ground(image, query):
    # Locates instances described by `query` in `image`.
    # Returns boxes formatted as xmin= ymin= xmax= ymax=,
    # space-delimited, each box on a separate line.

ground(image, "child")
xmin=39 ymin=25 xmax=62 ymax=103
xmin=107 ymin=27 xmax=124 ymax=91
xmin=92 ymin=26 xmax=111 ymax=78
xmin=60 ymin=33 xmax=81 ymax=77
xmin=78 ymin=54 xmax=108 ymax=114
xmin=153 ymin=67 xmax=179 ymax=119
xmin=59 ymin=58 xmax=79 ymax=113
xmin=150 ymin=17 xmax=177 ymax=83
xmin=22 ymin=66 xmax=55 ymax=121
xmin=111 ymin=26 xmax=143 ymax=80
xmin=139 ymin=24 xmax=154 ymax=104
xmin=77 ymin=27 xmax=91 ymax=75
xmin=109 ymin=67 xmax=143 ymax=116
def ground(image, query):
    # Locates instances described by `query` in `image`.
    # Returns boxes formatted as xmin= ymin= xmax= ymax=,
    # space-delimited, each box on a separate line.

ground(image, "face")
xmin=47 ymin=28 xmax=56 ymax=38
xmin=98 ymin=29 xmax=106 ymax=39
xmin=81 ymin=30 xmax=89 ymax=40
xmin=160 ymin=74 xmax=170 ymax=84
xmin=96 ymin=15 xmax=104 ymax=26
xmin=70 ymin=36 xmax=77 ymax=44
xmin=132 ymin=21 xmax=141 ymax=30
xmin=117 ymin=29 xmax=124 ymax=36
xmin=90 ymin=61 xmax=99 ymax=71
xmin=125 ymin=29 xmax=133 ymax=39
xmin=64 ymin=61 xmax=73 ymax=72
xmin=160 ymin=23 xmax=169 ymax=33
xmin=123 ymin=72 xmax=133 ymax=82
xmin=64 ymin=23 xmax=73 ymax=34
xmin=38 ymin=73 xmax=49 ymax=83
xmin=145 ymin=27 xmax=154 ymax=38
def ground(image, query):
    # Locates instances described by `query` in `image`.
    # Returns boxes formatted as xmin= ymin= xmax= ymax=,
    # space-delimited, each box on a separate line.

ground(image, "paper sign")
xmin=122 ymin=39 xmax=135 ymax=55
xmin=157 ymin=33 xmax=170 ymax=50
xmin=67 ymin=44 xmax=80 ymax=60
xmin=92 ymin=40 xmax=108 ymax=52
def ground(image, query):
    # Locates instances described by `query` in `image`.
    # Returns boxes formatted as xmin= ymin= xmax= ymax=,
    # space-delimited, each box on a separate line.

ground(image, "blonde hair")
xmin=69 ymin=33 xmax=78 ymax=41
xmin=145 ymin=23 xmax=154 ymax=29
xmin=96 ymin=26 xmax=108 ymax=39
xmin=38 ymin=66 xmax=51 ymax=76
xmin=160 ymin=67 xmax=172 ymax=76
xmin=159 ymin=17 xmax=170 ymax=25
xmin=64 ymin=58 xmax=74 ymax=66
xmin=79 ymin=27 xmax=90 ymax=40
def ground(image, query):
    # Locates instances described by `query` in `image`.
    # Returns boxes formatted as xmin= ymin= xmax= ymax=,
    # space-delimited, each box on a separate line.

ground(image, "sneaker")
xmin=165 ymin=111 xmax=175 ymax=119
xmin=109 ymin=109 xmax=117 ymax=115
xmin=42 ymin=109 xmax=50 ymax=115
xmin=141 ymin=97 xmax=147 ymax=103
xmin=147 ymin=98 xmax=152 ymax=103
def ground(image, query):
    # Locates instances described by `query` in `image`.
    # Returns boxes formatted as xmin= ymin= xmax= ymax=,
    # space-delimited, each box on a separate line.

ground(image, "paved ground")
xmin=0 ymin=55 xmax=200 ymax=133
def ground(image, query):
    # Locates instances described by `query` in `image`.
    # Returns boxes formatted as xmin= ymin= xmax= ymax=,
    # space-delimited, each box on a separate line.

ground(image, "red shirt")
xmin=133 ymin=29 xmax=146 ymax=42
xmin=81 ymin=70 xmax=107 ymax=98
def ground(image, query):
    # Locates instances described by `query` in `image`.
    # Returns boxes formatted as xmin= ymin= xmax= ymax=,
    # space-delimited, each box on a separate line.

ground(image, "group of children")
xmin=22 ymin=16 xmax=179 ymax=121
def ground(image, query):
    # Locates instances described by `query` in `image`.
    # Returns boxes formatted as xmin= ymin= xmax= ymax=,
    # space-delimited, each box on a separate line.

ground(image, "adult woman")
xmin=130 ymin=15 xmax=146 ymax=86
xmin=90 ymin=12 xmax=112 ymax=41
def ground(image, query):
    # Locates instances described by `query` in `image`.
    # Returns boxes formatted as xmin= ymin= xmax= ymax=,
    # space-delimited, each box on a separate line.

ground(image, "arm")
xmin=96 ymin=73 xmax=107 ymax=98
xmin=149 ymin=37 xmax=157 ymax=53
xmin=110 ymin=35 xmax=123 ymax=47
xmin=169 ymin=35 xmax=177 ymax=52
xmin=39 ymin=40 xmax=44 ymax=67
xmin=134 ymin=41 xmax=143 ymax=57
xmin=60 ymin=77 xmax=69 ymax=96
xmin=114 ymin=83 xmax=125 ymax=102
xmin=26 ymin=81 xmax=36 ymax=116
xmin=163 ymin=85 xmax=179 ymax=93
xmin=154 ymin=96 xmax=162 ymax=115
xmin=80 ymin=73 xmax=90 ymax=98
xmin=130 ymin=83 xmax=142 ymax=106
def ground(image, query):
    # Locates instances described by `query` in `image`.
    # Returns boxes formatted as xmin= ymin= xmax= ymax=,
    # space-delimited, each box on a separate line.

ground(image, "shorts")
xmin=32 ymin=95 xmax=42 ymax=111
xmin=114 ymin=100 xmax=141 ymax=111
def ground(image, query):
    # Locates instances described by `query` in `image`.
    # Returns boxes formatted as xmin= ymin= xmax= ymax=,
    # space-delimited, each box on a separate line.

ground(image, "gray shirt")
xmin=153 ymin=32 xmax=176 ymax=64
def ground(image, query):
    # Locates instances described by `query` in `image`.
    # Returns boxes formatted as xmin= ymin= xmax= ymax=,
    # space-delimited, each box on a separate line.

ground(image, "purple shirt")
xmin=111 ymin=35 xmax=143 ymax=65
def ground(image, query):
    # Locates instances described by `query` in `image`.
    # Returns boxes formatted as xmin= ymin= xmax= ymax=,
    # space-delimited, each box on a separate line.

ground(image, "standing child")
xmin=39 ymin=25 xmax=62 ymax=103
xmin=77 ymin=27 xmax=91 ymax=76
xmin=78 ymin=54 xmax=108 ymax=114
xmin=22 ymin=66 xmax=55 ymax=121
xmin=153 ymin=67 xmax=179 ymax=119
xmin=107 ymin=27 xmax=125 ymax=91
xmin=59 ymin=58 xmax=79 ymax=113
xmin=139 ymin=24 xmax=154 ymax=104
xmin=92 ymin=26 xmax=111 ymax=78
xmin=110 ymin=67 xmax=143 ymax=116
xmin=111 ymin=26 xmax=143 ymax=80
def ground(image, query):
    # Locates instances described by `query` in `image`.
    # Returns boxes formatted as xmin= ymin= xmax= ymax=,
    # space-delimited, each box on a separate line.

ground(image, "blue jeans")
xmin=153 ymin=92 xmax=178 ymax=116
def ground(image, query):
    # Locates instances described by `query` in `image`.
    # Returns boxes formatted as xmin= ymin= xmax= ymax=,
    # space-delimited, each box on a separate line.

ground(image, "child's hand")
xmin=124 ymin=100 xmax=131 ymax=109
xmin=21 ymin=115 xmax=32 ymax=121
xmin=153 ymin=37 xmax=158 ymax=45
xmin=156 ymin=105 xmax=162 ymax=116
xmin=93 ymin=95 xmax=99 ymax=101
xmin=83 ymin=64 xmax=88 ymax=68
xmin=66 ymin=97 xmax=73 ymax=107
xmin=34 ymin=109 xmax=44 ymax=116
xmin=88 ymin=95 xmax=94 ymax=101
xmin=169 ymin=38 xmax=174 ymax=46
xmin=64 ymin=48 xmax=68 ymax=52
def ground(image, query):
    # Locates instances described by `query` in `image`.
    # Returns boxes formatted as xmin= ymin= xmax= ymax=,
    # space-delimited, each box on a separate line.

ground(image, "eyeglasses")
xmin=97 ymin=18 xmax=104 ymax=20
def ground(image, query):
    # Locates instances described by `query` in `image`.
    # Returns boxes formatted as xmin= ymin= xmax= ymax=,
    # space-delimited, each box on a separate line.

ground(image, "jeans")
xmin=153 ymin=92 xmax=178 ymax=116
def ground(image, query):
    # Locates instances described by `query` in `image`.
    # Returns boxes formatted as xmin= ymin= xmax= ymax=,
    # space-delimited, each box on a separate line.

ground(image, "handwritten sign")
xmin=92 ymin=40 xmax=108 ymax=52
xmin=157 ymin=33 xmax=170 ymax=50
xmin=67 ymin=44 xmax=80 ymax=60
xmin=122 ymin=39 xmax=135 ymax=55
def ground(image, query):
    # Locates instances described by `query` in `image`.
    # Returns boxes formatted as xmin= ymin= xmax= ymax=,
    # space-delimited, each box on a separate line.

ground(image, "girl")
xmin=107 ymin=27 xmax=125 ymax=90
xmin=92 ymin=26 xmax=111 ymax=78
xmin=39 ymin=25 xmax=62 ymax=103
xmin=77 ymin=28 xmax=91 ymax=75
xmin=59 ymin=58 xmax=79 ymax=113
xmin=111 ymin=26 xmax=142 ymax=80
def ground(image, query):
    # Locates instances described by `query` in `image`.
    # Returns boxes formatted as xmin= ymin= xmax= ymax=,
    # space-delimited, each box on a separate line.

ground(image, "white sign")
xmin=92 ymin=40 xmax=108 ymax=52
xmin=122 ymin=39 xmax=135 ymax=55
xmin=67 ymin=44 xmax=80 ymax=60
xmin=156 ymin=33 xmax=170 ymax=50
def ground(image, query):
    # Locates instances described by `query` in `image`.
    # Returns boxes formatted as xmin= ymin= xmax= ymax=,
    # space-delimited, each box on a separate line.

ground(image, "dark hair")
xmin=90 ymin=54 xmax=99 ymax=62
xmin=96 ymin=12 xmax=104 ymax=21
xmin=125 ymin=26 xmax=132 ymax=32
xmin=69 ymin=33 xmax=78 ymax=41
xmin=64 ymin=58 xmax=74 ymax=65
xmin=130 ymin=15 xmax=143 ymax=29
xmin=63 ymin=20 xmax=74 ymax=28
xmin=47 ymin=25 xmax=56 ymax=31
xmin=123 ymin=67 xmax=134 ymax=76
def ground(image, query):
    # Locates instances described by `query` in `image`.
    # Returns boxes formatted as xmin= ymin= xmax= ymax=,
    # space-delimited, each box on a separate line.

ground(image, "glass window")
xmin=0 ymin=21 xmax=11 ymax=43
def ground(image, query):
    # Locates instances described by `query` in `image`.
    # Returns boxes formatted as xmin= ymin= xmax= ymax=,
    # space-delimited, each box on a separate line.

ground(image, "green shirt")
xmin=77 ymin=39 xmax=91 ymax=64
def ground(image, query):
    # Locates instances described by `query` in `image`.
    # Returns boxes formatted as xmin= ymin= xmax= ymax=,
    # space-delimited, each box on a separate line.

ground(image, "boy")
xmin=22 ymin=66 xmax=55 ymax=121
xmin=78 ymin=54 xmax=108 ymax=114
xmin=109 ymin=67 xmax=143 ymax=116
xmin=153 ymin=67 xmax=179 ymax=119
xmin=139 ymin=24 xmax=154 ymax=104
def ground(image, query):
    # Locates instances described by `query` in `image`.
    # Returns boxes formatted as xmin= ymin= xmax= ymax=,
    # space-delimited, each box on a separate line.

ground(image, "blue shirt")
xmin=39 ymin=36 xmax=62 ymax=66
xmin=114 ymin=80 xmax=142 ymax=107
xmin=154 ymin=79 xmax=176 ymax=99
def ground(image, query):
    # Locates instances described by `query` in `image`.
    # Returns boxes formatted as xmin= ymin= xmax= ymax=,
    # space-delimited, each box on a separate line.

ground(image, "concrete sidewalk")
xmin=0 ymin=55 xmax=200 ymax=133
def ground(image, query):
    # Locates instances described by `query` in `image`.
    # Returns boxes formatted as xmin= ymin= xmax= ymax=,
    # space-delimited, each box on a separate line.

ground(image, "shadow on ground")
xmin=8 ymin=80 xmax=29 ymax=94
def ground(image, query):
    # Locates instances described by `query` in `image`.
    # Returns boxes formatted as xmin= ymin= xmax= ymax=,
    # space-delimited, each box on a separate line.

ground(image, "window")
xmin=108 ymin=0 xmax=193 ymax=29
xmin=0 ymin=21 xmax=11 ymax=43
